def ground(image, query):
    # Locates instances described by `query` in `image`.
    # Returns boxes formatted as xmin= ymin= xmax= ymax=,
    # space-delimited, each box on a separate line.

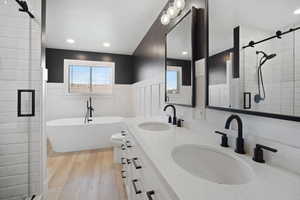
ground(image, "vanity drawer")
xmin=132 ymin=147 xmax=174 ymax=200
xmin=124 ymin=131 xmax=175 ymax=200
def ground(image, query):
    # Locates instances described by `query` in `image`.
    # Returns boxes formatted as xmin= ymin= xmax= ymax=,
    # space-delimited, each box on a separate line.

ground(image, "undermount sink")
xmin=172 ymin=144 xmax=254 ymax=185
xmin=138 ymin=122 xmax=171 ymax=131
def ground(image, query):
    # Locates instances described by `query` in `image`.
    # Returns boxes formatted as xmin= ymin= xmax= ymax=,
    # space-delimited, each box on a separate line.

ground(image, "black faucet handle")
xmin=256 ymin=144 xmax=277 ymax=152
xmin=177 ymin=119 xmax=184 ymax=127
xmin=215 ymin=131 xmax=229 ymax=148
xmin=172 ymin=116 xmax=177 ymax=125
xmin=253 ymin=144 xmax=278 ymax=163
xmin=168 ymin=115 xmax=172 ymax=124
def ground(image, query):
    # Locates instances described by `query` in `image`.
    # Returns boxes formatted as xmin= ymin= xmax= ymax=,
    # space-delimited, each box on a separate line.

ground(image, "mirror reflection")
xmin=166 ymin=12 xmax=193 ymax=106
xmin=208 ymin=0 xmax=300 ymax=117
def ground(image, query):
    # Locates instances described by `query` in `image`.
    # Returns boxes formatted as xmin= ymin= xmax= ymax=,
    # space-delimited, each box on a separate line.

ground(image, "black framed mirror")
xmin=206 ymin=0 xmax=300 ymax=122
xmin=165 ymin=7 xmax=203 ymax=107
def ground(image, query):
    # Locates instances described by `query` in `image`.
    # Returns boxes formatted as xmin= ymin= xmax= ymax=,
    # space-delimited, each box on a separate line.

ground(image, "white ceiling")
xmin=46 ymin=0 xmax=168 ymax=55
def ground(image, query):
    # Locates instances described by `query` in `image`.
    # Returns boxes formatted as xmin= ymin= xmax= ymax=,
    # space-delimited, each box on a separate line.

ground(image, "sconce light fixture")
xmin=161 ymin=0 xmax=185 ymax=26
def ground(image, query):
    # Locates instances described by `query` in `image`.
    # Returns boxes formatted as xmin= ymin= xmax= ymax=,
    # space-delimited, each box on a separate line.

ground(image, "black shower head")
xmin=266 ymin=53 xmax=276 ymax=60
xmin=256 ymin=51 xmax=276 ymax=60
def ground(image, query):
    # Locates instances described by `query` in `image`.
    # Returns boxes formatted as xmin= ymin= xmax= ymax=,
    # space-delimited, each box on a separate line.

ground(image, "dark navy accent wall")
xmin=167 ymin=59 xmax=192 ymax=86
xmin=132 ymin=0 xmax=206 ymax=83
xmin=46 ymin=48 xmax=134 ymax=84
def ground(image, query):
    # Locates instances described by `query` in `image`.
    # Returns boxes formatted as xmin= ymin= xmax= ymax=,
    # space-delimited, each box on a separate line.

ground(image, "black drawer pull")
xmin=126 ymin=141 xmax=132 ymax=148
xmin=121 ymin=170 xmax=126 ymax=179
xmin=121 ymin=144 xmax=126 ymax=151
xmin=121 ymin=130 xmax=127 ymax=136
xmin=132 ymin=179 xmax=142 ymax=194
xmin=132 ymin=157 xmax=142 ymax=169
xmin=127 ymin=158 xmax=131 ymax=164
xmin=146 ymin=190 xmax=155 ymax=200
xmin=121 ymin=157 xmax=126 ymax=165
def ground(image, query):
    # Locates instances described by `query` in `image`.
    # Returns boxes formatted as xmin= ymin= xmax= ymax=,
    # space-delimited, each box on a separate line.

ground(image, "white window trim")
xmin=64 ymin=59 xmax=115 ymax=96
xmin=167 ymin=66 xmax=182 ymax=94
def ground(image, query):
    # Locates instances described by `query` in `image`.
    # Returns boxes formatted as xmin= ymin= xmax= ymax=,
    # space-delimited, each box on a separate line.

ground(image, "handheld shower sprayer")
xmin=254 ymin=51 xmax=277 ymax=103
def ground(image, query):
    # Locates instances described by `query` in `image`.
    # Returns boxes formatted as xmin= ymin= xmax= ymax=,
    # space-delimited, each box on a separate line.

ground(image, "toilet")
xmin=110 ymin=132 xmax=126 ymax=163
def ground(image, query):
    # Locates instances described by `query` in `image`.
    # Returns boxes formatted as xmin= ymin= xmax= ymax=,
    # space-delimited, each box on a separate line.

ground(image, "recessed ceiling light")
xmin=294 ymin=8 xmax=300 ymax=15
xmin=4 ymin=0 xmax=7 ymax=4
xmin=66 ymin=38 xmax=75 ymax=44
xmin=182 ymin=51 xmax=188 ymax=55
xmin=103 ymin=42 xmax=111 ymax=47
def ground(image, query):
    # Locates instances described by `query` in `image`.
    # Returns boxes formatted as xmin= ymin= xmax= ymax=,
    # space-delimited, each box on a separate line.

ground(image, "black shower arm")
xmin=15 ymin=0 xmax=35 ymax=19
xmin=258 ymin=56 xmax=268 ymax=70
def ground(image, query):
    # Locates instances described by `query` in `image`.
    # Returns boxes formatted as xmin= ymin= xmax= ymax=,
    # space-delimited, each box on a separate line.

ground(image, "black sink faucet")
xmin=163 ymin=104 xmax=177 ymax=125
xmin=225 ymin=114 xmax=245 ymax=154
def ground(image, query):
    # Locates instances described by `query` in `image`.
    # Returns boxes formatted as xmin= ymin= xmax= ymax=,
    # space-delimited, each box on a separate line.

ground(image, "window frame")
xmin=166 ymin=66 xmax=182 ymax=94
xmin=64 ymin=59 xmax=115 ymax=96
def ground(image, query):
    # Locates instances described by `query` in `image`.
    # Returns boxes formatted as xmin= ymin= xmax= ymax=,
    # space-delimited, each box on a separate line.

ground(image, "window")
xmin=65 ymin=60 xmax=114 ymax=95
xmin=166 ymin=66 xmax=182 ymax=94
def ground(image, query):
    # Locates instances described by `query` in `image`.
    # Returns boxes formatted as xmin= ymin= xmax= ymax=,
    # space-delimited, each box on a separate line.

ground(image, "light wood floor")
xmin=47 ymin=148 xmax=127 ymax=200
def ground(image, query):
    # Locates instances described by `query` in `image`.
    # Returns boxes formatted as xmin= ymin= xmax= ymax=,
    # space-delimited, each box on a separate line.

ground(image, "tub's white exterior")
xmin=47 ymin=117 xmax=125 ymax=152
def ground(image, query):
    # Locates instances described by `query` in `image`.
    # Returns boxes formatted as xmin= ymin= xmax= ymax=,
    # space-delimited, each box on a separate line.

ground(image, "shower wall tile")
xmin=0 ymin=0 xmax=42 ymax=199
xmin=295 ymin=81 xmax=300 ymax=115
xmin=280 ymin=81 xmax=295 ymax=115
xmin=241 ymin=25 xmax=296 ymax=116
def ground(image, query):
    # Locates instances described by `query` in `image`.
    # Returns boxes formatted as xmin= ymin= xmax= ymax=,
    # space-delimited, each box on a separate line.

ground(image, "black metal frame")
xmin=242 ymin=26 xmax=300 ymax=49
xmin=17 ymin=89 xmax=35 ymax=117
xmin=164 ymin=8 xmax=196 ymax=107
xmin=205 ymin=0 xmax=300 ymax=122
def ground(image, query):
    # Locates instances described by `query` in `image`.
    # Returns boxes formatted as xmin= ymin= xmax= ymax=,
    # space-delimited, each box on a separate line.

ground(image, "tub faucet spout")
xmin=84 ymin=97 xmax=94 ymax=124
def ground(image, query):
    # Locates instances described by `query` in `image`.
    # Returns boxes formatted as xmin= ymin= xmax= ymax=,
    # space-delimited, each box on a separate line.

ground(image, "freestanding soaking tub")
xmin=46 ymin=117 xmax=125 ymax=152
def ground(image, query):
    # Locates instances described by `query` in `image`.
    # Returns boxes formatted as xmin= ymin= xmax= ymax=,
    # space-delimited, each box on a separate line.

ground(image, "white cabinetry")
xmin=120 ymin=131 xmax=176 ymax=200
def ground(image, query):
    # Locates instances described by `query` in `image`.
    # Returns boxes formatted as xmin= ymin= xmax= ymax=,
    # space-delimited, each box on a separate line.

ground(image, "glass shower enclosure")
xmin=0 ymin=0 xmax=43 ymax=199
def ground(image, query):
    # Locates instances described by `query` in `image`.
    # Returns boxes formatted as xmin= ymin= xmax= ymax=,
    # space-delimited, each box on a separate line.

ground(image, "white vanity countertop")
xmin=124 ymin=117 xmax=300 ymax=200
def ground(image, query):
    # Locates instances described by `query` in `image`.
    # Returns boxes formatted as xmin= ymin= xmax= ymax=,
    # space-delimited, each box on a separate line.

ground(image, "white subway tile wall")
xmin=0 ymin=0 xmax=42 ymax=199
xmin=241 ymin=25 xmax=298 ymax=116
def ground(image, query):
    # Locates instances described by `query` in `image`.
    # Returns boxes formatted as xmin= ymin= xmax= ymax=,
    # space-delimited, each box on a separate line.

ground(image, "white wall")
xmin=132 ymin=59 xmax=300 ymax=175
xmin=46 ymin=83 xmax=134 ymax=121
xmin=0 ymin=0 xmax=42 ymax=199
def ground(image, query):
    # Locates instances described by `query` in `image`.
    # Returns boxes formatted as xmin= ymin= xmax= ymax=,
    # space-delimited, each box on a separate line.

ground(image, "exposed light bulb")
xmin=175 ymin=0 xmax=185 ymax=10
xmin=294 ymin=8 xmax=300 ymax=15
xmin=161 ymin=12 xmax=170 ymax=25
xmin=167 ymin=5 xmax=179 ymax=19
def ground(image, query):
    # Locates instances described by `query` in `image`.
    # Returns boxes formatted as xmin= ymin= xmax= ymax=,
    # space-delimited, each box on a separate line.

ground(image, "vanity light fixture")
xmin=103 ymin=42 xmax=111 ymax=47
xmin=175 ymin=0 xmax=185 ymax=10
xmin=161 ymin=11 xmax=171 ymax=25
xmin=161 ymin=0 xmax=185 ymax=26
xmin=294 ymin=8 xmax=300 ymax=15
xmin=167 ymin=3 xmax=180 ymax=19
xmin=66 ymin=38 xmax=75 ymax=44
